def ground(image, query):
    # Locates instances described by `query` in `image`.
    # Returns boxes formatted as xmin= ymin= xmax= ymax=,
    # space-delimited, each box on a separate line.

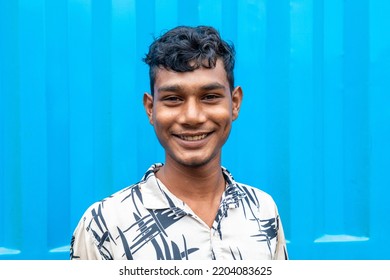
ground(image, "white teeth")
xmin=179 ymin=134 xmax=208 ymax=141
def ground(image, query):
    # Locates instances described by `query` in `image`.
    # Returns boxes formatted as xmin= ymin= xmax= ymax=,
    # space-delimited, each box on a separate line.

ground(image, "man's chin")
xmin=174 ymin=156 xmax=214 ymax=169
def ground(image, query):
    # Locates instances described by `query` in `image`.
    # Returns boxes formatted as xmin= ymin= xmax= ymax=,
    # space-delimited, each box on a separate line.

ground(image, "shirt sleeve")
xmin=273 ymin=208 xmax=289 ymax=260
xmin=70 ymin=214 xmax=103 ymax=260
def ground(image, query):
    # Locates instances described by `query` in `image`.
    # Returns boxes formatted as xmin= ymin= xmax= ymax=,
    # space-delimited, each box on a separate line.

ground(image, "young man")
xmin=70 ymin=26 xmax=288 ymax=260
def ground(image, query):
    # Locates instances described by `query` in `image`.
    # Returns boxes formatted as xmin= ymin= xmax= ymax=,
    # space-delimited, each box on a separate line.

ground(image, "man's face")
xmin=143 ymin=59 xmax=242 ymax=168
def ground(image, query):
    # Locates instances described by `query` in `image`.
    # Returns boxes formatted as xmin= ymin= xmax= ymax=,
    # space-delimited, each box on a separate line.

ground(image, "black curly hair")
xmin=143 ymin=25 xmax=235 ymax=95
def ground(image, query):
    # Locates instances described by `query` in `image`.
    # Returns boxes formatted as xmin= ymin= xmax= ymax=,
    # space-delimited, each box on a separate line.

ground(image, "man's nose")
xmin=179 ymin=99 xmax=207 ymax=125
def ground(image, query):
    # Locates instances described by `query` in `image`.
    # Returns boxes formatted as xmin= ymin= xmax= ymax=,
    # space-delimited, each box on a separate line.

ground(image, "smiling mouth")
xmin=177 ymin=133 xmax=209 ymax=141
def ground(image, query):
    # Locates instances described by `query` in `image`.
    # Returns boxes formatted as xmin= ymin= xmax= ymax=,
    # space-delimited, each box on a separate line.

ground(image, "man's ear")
xmin=143 ymin=93 xmax=154 ymax=125
xmin=232 ymin=86 xmax=243 ymax=121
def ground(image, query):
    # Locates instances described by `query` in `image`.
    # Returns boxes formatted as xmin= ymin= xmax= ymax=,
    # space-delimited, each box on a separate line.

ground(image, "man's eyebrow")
xmin=200 ymin=83 xmax=226 ymax=91
xmin=157 ymin=84 xmax=183 ymax=93
xmin=157 ymin=82 xmax=226 ymax=93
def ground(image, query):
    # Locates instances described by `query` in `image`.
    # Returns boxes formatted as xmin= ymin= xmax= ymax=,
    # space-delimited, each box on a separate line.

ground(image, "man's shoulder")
xmin=79 ymin=163 xmax=162 ymax=219
xmin=81 ymin=182 xmax=143 ymax=218
xmin=104 ymin=182 xmax=142 ymax=204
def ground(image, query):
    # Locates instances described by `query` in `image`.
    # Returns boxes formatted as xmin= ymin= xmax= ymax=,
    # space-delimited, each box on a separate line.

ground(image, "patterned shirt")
xmin=70 ymin=163 xmax=288 ymax=260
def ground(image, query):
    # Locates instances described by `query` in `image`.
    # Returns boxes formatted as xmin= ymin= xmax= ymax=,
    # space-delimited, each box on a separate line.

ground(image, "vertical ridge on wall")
xmin=289 ymin=0 xmax=315 ymax=251
xmin=342 ymin=0 xmax=370 ymax=238
xmin=229 ymin=0 xmax=266 ymax=182
xmin=92 ymin=0 xmax=113 ymax=201
xmin=369 ymin=0 xmax=390 ymax=252
xmin=312 ymin=0 xmax=325 ymax=244
xmin=19 ymin=0 xmax=48 ymax=257
xmin=265 ymin=0 xmax=291 ymax=239
xmin=111 ymin=0 xmax=138 ymax=198
xmin=0 ymin=0 xmax=22 ymax=255
xmin=46 ymin=0 xmax=71 ymax=252
xmin=322 ymin=0 xmax=344 ymax=241
xmin=68 ymin=0 xmax=94 ymax=229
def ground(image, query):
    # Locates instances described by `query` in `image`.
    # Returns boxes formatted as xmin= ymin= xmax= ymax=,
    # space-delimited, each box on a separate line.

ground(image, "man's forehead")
xmin=154 ymin=60 xmax=229 ymax=87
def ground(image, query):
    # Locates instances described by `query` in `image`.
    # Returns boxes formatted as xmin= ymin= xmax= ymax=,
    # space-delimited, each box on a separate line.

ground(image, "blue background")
xmin=0 ymin=0 xmax=389 ymax=260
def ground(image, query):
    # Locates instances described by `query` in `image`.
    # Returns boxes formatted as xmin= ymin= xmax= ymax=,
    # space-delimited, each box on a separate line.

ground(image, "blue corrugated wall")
xmin=0 ymin=0 xmax=389 ymax=260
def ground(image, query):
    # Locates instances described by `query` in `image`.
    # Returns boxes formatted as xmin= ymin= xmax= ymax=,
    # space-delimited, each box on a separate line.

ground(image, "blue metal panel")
xmin=0 ymin=0 xmax=389 ymax=260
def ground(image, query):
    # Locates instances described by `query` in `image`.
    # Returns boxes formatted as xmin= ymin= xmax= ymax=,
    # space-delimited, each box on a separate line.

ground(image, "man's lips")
xmin=172 ymin=132 xmax=212 ymax=141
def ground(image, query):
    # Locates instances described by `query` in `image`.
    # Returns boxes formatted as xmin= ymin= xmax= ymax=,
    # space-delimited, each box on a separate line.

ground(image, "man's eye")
xmin=167 ymin=97 xmax=178 ymax=101
xmin=203 ymin=94 xmax=221 ymax=101
xmin=163 ymin=96 xmax=181 ymax=102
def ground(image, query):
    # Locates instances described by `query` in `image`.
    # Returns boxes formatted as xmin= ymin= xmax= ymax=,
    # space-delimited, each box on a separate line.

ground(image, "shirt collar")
xmin=221 ymin=166 xmax=247 ymax=209
xmin=139 ymin=163 xmax=247 ymax=212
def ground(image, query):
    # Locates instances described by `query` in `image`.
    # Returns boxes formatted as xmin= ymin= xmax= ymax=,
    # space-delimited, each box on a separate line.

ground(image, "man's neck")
xmin=155 ymin=157 xmax=226 ymax=227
